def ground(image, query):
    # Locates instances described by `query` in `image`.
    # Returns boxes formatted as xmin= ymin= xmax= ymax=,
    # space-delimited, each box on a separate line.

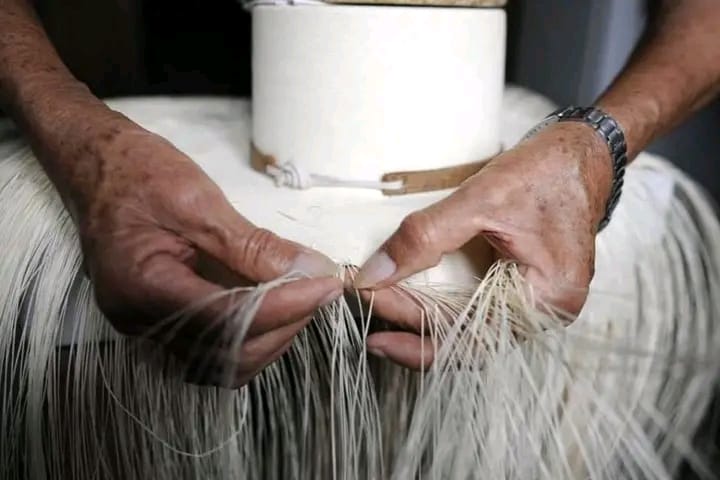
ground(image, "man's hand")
xmin=75 ymin=120 xmax=342 ymax=387
xmin=349 ymin=0 xmax=720 ymax=371
xmin=354 ymin=122 xmax=613 ymax=370
xmin=0 ymin=0 xmax=343 ymax=388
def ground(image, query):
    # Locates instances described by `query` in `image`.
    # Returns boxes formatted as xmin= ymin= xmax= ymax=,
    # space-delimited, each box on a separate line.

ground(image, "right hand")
xmin=69 ymin=114 xmax=342 ymax=388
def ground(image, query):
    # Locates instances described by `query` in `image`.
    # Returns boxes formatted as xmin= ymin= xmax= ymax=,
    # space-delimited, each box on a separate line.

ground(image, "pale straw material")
xmin=0 ymin=87 xmax=719 ymax=479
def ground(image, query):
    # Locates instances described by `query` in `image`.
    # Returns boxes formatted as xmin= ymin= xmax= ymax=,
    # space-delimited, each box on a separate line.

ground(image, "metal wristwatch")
xmin=522 ymin=106 xmax=628 ymax=232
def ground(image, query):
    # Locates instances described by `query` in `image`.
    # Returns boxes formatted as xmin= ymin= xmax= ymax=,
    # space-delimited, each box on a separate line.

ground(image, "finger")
xmin=354 ymin=188 xmax=487 ymax=289
xmin=248 ymin=277 xmax=342 ymax=336
xmin=181 ymin=200 xmax=338 ymax=283
xmin=232 ymin=317 xmax=311 ymax=374
xmin=218 ymin=337 xmax=297 ymax=390
xmin=127 ymin=244 xmax=340 ymax=342
xmin=181 ymin=319 xmax=309 ymax=389
xmin=360 ymin=288 xmax=426 ymax=333
xmin=106 ymin=252 xmax=229 ymax=341
xmin=153 ymin=275 xmax=340 ymax=345
xmin=366 ymin=331 xmax=435 ymax=371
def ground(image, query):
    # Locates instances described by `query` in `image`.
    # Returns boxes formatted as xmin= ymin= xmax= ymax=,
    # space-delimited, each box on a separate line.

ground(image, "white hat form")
xmin=252 ymin=3 xmax=505 ymax=185
xmin=245 ymin=2 xmax=506 ymax=283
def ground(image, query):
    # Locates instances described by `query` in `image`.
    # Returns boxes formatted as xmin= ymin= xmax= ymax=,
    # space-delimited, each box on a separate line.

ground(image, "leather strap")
xmin=379 ymin=158 xmax=490 ymax=195
xmin=251 ymin=142 xmax=278 ymax=173
xmin=251 ymin=143 xmax=495 ymax=196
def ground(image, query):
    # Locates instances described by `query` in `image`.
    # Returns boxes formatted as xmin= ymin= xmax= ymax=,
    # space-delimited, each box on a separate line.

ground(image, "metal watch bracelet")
xmin=521 ymin=106 xmax=628 ymax=232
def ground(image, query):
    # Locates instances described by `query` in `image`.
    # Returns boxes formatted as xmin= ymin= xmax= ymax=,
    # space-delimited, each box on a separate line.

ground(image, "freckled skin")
xmin=357 ymin=0 xmax=720 ymax=369
xmin=0 ymin=0 xmax=344 ymax=388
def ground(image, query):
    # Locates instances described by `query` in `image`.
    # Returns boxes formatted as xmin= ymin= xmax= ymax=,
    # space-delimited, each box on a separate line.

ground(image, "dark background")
xmin=29 ymin=0 xmax=720 ymax=202
xmin=34 ymin=0 xmax=252 ymax=97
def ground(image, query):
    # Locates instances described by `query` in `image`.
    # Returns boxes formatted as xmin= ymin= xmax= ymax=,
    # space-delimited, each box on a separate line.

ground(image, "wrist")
xmin=8 ymin=73 xmax=107 ymax=134
xmin=59 ymin=114 xmax=147 ymax=219
xmin=594 ymin=94 xmax=660 ymax=160
xmin=517 ymin=122 xmax=613 ymax=231
xmin=521 ymin=105 xmax=627 ymax=231
xmin=9 ymin=76 xmax=142 ymax=219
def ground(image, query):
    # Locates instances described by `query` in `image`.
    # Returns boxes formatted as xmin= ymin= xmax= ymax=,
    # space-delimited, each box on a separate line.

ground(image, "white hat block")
xmin=251 ymin=4 xmax=507 ymax=189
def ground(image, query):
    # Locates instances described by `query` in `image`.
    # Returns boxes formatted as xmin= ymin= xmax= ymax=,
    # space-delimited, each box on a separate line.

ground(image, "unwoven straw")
xmin=1 ymin=88 xmax=720 ymax=479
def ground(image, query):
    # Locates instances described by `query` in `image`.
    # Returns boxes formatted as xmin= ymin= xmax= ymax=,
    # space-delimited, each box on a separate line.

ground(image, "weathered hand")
xmin=73 ymin=119 xmax=342 ymax=387
xmin=354 ymin=122 xmax=614 ymax=369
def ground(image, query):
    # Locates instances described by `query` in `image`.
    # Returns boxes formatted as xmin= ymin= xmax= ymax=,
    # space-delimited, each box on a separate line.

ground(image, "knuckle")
xmin=127 ymin=255 xmax=169 ymax=301
xmin=175 ymin=184 xmax=220 ymax=211
xmin=398 ymin=211 xmax=436 ymax=252
xmin=240 ymin=227 xmax=283 ymax=271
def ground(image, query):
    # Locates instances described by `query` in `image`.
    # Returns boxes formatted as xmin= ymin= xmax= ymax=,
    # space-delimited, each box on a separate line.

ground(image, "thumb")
xmin=185 ymin=205 xmax=337 ymax=283
xmin=354 ymin=189 xmax=483 ymax=289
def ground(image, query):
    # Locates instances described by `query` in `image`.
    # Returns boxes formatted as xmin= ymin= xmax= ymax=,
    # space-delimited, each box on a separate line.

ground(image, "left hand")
xmin=353 ymin=122 xmax=615 ymax=370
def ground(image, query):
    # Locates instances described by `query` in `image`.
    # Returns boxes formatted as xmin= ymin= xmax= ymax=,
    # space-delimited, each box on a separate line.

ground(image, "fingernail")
xmin=290 ymin=251 xmax=338 ymax=278
xmin=354 ymin=251 xmax=396 ymax=289
xmin=367 ymin=347 xmax=386 ymax=358
xmin=321 ymin=288 xmax=343 ymax=307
